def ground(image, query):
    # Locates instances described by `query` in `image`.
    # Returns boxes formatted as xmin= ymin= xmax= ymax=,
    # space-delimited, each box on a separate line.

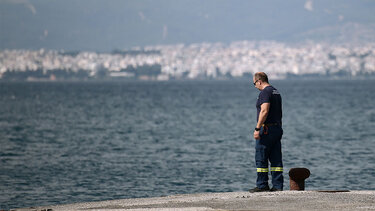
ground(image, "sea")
xmin=1 ymin=79 xmax=375 ymax=209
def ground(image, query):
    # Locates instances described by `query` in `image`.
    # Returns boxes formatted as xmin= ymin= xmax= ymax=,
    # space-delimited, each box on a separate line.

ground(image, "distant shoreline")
xmin=1 ymin=76 xmax=375 ymax=83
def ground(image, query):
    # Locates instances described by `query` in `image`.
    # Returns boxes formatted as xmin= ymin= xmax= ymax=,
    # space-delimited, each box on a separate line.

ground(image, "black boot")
xmin=248 ymin=186 xmax=270 ymax=193
xmin=270 ymin=187 xmax=283 ymax=192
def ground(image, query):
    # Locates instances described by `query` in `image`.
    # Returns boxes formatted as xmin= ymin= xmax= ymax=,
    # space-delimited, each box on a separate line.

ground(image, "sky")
xmin=0 ymin=0 xmax=375 ymax=52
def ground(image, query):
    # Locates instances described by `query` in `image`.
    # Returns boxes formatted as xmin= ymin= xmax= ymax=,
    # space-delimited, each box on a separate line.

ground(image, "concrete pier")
xmin=13 ymin=191 xmax=375 ymax=211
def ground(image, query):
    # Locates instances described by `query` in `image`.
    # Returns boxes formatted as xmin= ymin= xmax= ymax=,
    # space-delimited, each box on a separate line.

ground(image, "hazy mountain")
xmin=1 ymin=0 xmax=375 ymax=51
xmin=292 ymin=22 xmax=375 ymax=44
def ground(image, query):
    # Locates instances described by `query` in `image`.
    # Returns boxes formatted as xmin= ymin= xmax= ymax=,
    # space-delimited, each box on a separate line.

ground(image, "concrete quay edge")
xmin=13 ymin=190 xmax=375 ymax=211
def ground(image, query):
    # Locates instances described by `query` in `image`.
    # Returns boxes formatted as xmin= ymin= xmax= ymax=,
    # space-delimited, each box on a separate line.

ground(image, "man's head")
xmin=253 ymin=72 xmax=269 ymax=91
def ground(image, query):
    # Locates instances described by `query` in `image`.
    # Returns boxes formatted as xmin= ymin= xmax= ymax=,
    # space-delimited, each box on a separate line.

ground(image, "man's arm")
xmin=254 ymin=103 xmax=270 ymax=140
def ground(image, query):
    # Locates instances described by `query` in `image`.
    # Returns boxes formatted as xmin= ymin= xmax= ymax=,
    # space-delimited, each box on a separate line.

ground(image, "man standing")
xmin=249 ymin=72 xmax=284 ymax=192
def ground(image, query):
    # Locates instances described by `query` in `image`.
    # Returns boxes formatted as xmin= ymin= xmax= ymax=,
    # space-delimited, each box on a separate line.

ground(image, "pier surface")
xmin=14 ymin=191 xmax=375 ymax=211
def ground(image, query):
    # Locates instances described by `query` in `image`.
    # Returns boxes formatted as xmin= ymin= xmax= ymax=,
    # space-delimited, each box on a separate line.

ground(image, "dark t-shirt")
xmin=256 ymin=85 xmax=282 ymax=124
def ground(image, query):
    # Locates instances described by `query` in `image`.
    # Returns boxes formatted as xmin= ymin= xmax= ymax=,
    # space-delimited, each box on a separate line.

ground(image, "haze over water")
xmin=1 ymin=79 xmax=375 ymax=209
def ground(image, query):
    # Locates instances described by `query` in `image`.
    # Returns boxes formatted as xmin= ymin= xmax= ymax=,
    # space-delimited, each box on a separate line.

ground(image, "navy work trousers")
xmin=255 ymin=125 xmax=284 ymax=189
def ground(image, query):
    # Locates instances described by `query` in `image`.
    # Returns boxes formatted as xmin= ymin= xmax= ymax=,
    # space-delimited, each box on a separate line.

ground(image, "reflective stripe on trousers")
xmin=257 ymin=167 xmax=283 ymax=172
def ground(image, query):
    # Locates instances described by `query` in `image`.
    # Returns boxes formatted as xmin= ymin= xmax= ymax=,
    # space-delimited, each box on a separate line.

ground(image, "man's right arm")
xmin=254 ymin=102 xmax=270 ymax=140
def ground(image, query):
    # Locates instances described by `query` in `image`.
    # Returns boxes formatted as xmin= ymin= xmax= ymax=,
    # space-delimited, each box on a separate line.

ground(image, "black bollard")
xmin=289 ymin=168 xmax=310 ymax=190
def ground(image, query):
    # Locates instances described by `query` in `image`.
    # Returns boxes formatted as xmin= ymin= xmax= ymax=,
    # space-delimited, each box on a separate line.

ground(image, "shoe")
xmin=248 ymin=186 xmax=270 ymax=193
xmin=270 ymin=187 xmax=283 ymax=192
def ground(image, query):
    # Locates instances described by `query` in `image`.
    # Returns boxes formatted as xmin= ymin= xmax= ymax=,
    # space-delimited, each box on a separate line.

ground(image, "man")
xmin=249 ymin=72 xmax=284 ymax=192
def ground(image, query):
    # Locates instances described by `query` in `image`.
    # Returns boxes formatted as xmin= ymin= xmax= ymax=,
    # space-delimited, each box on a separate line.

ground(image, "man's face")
xmin=253 ymin=77 xmax=261 ymax=91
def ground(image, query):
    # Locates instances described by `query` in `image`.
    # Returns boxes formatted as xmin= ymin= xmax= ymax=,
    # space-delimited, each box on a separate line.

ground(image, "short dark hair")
xmin=254 ymin=72 xmax=269 ymax=83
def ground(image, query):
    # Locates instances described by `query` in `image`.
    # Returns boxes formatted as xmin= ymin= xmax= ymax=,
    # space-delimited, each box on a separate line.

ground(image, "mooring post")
xmin=289 ymin=168 xmax=310 ymax=190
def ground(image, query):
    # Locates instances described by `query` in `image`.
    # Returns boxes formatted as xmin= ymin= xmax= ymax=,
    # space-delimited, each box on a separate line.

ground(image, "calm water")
xmin=1 ymin=80 xmax=375 ymax=209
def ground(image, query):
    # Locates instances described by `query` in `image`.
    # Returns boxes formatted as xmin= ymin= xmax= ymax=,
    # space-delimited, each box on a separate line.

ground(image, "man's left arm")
xmin=254 ymin=103 xmax=270 ymax=140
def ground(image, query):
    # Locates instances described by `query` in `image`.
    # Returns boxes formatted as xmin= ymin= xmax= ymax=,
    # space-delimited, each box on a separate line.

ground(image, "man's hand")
xmin=254 ymin=130 xmax=260 ymax=140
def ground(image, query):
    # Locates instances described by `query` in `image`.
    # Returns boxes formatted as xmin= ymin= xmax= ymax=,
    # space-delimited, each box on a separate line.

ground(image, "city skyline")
xmin=2 ymin=40 xmax=374 ymax=80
